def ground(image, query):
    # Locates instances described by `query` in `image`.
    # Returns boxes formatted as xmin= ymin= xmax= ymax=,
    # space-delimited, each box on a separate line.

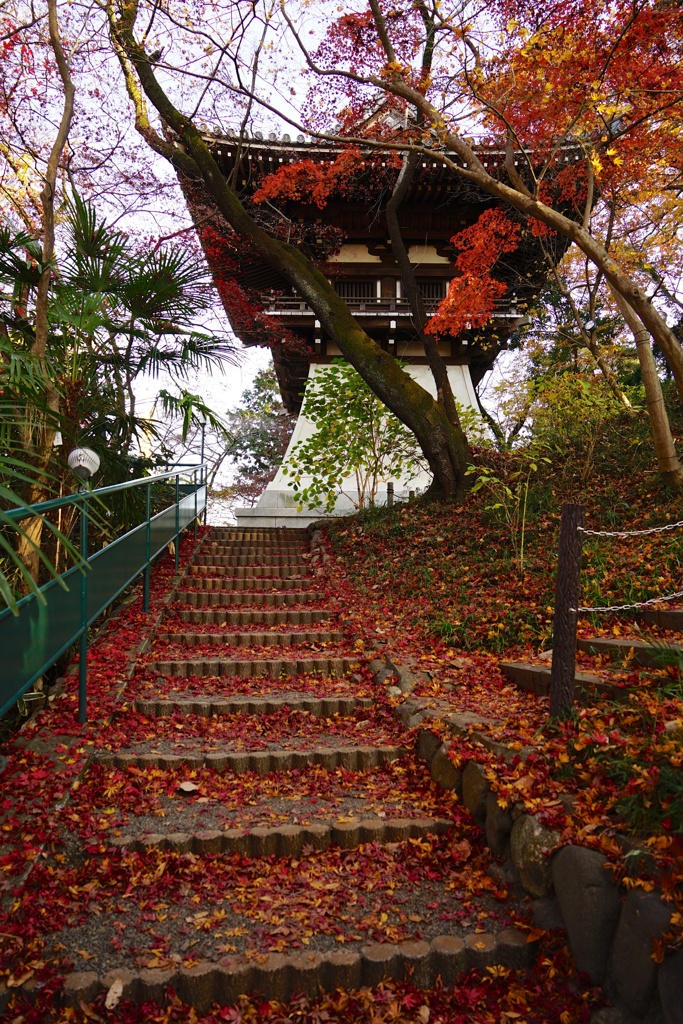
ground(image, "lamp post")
xmin=67 ymin=447 xmax=101 ymax=723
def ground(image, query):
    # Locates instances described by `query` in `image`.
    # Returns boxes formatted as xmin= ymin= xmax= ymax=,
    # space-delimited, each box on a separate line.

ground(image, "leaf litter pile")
xmin=0 ymin=524 xmax=618 ymax=1023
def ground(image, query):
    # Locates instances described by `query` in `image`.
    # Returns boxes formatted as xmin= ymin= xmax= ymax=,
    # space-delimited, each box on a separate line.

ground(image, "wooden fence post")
xmin=550 ymin=503 xmax=585 ymax=717
xmin=387 ymin=481 xmax=394 ymax=509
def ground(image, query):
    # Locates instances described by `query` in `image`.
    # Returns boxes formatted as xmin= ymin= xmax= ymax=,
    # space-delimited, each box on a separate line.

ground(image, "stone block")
xmin=287 ymin=951 xmax=324 ymax=997
xmin=465 ymin=932 xmax=498 ymax=969
xmin=430 ymin=744 xmax=463 ymax=794
xmin=322 ymin=950 xmax=363 ymax=991
xmin=250 ymin=953 xmax=290 ymax=1003
xmin=462 ymin=761 xmax=490 ymax=824
xmin=485 ymin=791 xmax=513 ymax=856
xmin=361 ymin=943 xmax=400 ymax=987
xmin=659 ymin=948 xmax=683 ymax=1024
xmin=608 ymin=890 xmax=673 ymax=1016
xmin=63 ymin=971 xmax=101 ymax=1006
xmin=496 ymin=927 xmax=535 ymax=968
xmin=397 ymin=939 xmax=432 ymax=988
xmin=510 ymin=814 xmax=559 ymax=898
xmin=416 ymin=729 xmax=442 ymax=766
xmin=137 ymin=967 xmax=177 ymax=1005
xmin=176 ymin=963 xmax=218 ymax=1013
xmin=430 ymin=935 xmax=466 ymax=985
xmin=550 ymin=845 xmax=622 ymax=985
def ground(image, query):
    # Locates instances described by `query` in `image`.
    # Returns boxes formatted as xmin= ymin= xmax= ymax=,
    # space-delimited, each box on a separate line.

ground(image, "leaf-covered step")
xmin=173 ymin=591 xmax=320 ymax=608
xmin=577 ymin=635 xmax=682 ymax=667
xmin=63 ymin=927 xmax=534 ymax=1012
xmin=95 ymin=744 xmax=407 ymax=773
xmin=500 ymin=660 xmax=639 ymax=699
xmin=180 ymin=575 xmax=317 ymax=591
xmin=154 ymin=630 xmax=344 ymax=648
xmin=638 ymin=606 xmax=683 ymax=631
xmin=147 ymin=656 xmax=361 ymax=677
xmin=194 ymin=557 xmax=308 ymax=571
xmin=110 ymin=816 xmax=451 ymax=857
xmin=133 ymin=694 xmax=373 ymax=717
xmin=200 ymin=544 xmax=310 ymax=556
xmin=171 ymin=608 xmax=335 ymax=626
xmin=208 ymin=528 xmax=307 ymax=541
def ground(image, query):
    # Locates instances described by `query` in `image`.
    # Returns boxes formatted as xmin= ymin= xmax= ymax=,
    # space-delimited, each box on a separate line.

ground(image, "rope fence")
xmin=550 ymin=503 xmax=683 ymax=716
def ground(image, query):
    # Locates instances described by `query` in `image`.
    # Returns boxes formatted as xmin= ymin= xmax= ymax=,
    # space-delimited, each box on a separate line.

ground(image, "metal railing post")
xmin=79 ymin=494 xmax=89 ymax=724
xmin=193 ymin=468 xmax=198 ymax=540
xmin=143 ymin=481 xmax=152 ymax=613
xmin=203 ymin=463 xmax=208 ymax=526
xmin=175 ymin=473 xmax=180 ymax=570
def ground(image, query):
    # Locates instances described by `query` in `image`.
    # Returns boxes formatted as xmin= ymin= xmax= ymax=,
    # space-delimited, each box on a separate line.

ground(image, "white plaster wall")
xmin=235 ymin=362 xmax=479 ymax=527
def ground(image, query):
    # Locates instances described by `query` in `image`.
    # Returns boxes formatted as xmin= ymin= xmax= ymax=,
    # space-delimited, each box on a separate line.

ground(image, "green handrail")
xmin=0 ymin=465 xmax=208 ymax=722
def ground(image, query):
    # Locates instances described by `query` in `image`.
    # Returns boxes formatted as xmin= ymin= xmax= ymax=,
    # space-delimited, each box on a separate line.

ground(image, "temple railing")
xmin=0 ymin=465 xmax=207 ymax=722
xmin=258 ymin=294 xmax=521 ymax=317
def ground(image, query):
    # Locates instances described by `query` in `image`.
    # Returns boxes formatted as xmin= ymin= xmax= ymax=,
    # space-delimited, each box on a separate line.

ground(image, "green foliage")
xmin=281 ymin=360 xmax=426 ymax=512
xmin=467 ymin=450 xmax=551 ymax=577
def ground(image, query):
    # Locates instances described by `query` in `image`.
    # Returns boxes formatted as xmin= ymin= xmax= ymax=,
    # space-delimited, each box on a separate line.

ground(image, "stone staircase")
xmin=55 ymin=527 xmax=535 ymax=1013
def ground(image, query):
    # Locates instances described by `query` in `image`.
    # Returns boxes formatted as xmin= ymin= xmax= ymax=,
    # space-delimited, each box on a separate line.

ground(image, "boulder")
xmin=485 ymin=791 xmax=513 ymax=856
xmin=608 ymin=889 xmax=672 ymax=1016
xmin=510 ymin=814 xmax=559 ymax=898
xmin=416 ymin=729 xmax=442 ymax=766
xmin=430 ymin=744 xmax=463 ymax=793
xmin=461 ymin=761 xmax=490 ymax=825
xmin=551 ymin=845 xmax=621 ymax=985
xmin=658 ymin=947 xmax=683 ymax=1024
xmin=532 ymin=896 xmax=565 ymax=931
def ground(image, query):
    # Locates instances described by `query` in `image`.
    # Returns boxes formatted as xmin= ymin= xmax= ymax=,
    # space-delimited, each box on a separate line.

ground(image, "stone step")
xmin=638 ymin=607 xmax=683 ymax=630
xmin=500 ymin=661 xmax=636 ymax=700
xmin=208 ymin=528 xmax=306 ymax=541
xmin=110 ymin=815 xmax=450 ymax=857
xmin=173 ymin=592 xmax=320 ymax=608
xmin=194 ymin=555 xmax=307 ymax=569
xmin=147 ymin=656 xmax=361 ymax=678
xmin=181 ymin=576 xmax=314 ymax=591
xmin=154 ymin=630 xmax=344 ymax=648
xmin=96 ymin=744 xmax=407 ymax=773
xmin=133 ymin=695 xmax=373 ymax=717
xmin=191 ymin=563 xmax=310 ymax=578
xmin=577 ymin=636 xmax=682 ymax=667
xmin=63 ymin=927 xmax=534 ymax=1012
xmin=172 ymin=608 xmax=335 ymax=626
xmin=201 ymin=544 xmax=310 ymax=556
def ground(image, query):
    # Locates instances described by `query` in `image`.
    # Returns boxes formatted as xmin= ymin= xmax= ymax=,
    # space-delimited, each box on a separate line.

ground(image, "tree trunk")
xmin=610 ymin=287 xmax=683 ymax=488
xmin=106 ymin=11 xmax=472 ymax=502
xmin=15 ymin=0 xmax=75 ymax=589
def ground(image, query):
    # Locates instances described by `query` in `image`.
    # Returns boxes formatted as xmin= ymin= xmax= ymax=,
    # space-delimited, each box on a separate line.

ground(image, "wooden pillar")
xmin=550 ymin=503 xmax=585 ymax=717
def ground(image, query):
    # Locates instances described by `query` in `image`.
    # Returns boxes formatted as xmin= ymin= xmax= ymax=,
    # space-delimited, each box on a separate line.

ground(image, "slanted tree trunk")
xmin=610 ymin=287 xmax=683 ymax=488
xmin=107 ymin=6 xmax=472 ymax=501
xmin=15 ymin=0 xmax=74 ymax=588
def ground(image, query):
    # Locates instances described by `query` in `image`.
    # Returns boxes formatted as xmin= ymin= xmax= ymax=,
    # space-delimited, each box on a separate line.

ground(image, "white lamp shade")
xmin=68 ymin=447 xmax=101 ymax=481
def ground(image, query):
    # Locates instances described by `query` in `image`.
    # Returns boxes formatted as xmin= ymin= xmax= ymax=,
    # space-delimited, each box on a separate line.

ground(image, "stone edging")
xmin=60 ymin=928 xmax=535 ymax=1013
xmin=94 ymin=743 xmax=408 ymax=773
xmin=132 ymin=695 xmax=374 ymax=717
xmin=368 ymin=650 xmax=679 ymax=1022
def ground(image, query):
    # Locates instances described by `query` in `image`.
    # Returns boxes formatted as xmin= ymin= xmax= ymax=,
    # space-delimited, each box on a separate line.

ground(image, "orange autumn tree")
xmin=105 ymin=0 xmax=683 ymax=493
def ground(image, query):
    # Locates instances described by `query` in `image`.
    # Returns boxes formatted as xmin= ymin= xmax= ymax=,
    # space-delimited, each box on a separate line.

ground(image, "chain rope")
xmin=578 ymin=520 xmax=683 ymax=538
xmin=572 ymin=589 xmax=683 ymax=614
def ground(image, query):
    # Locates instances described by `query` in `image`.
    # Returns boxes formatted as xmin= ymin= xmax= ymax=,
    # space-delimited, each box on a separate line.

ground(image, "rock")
xmin=485 ymin=792 xmax=513 ymax=856
xmin=551 ymin=845 xmax=622 ymax=985
xmin=461 ymin=761 xmax=490 ymax=825
xmin=395 ymin=666 xmax=416 ymax=693
xmin=386 ymin=686 xmax=402 ymax=698
xmin=369 ymin=659 xmax=386 ymax=675
xmin=510 ymin=815 xmax=559 ymax=898
xmin=658 ymin=947 xmax=683 ymax=1024
xmin=416 ymin=729 xmax=442 ymax=766
xmin=608 ymin=890 xmax=672 ymax=1016
xmin=178 ymin=781 xmax=199 ymax=795
xmin=430 ymin=744 xmax=463 ymax=793
xmin=532 ymin=896 xmax=565 ymax=931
